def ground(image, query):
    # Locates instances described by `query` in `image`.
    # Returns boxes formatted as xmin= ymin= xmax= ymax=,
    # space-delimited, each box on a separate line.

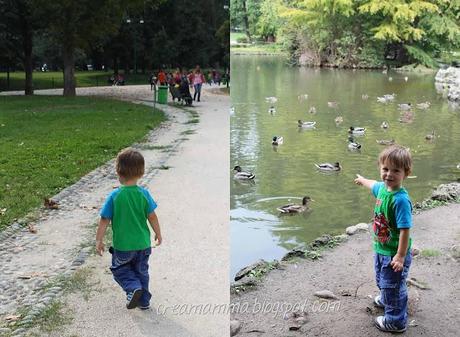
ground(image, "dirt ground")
xmin=231 ymin=202 xmax=460 ymax=337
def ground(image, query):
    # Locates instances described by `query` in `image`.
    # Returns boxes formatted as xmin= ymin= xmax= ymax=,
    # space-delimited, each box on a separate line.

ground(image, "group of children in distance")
xmin=96 ymin=143 xmax=414 ymax=332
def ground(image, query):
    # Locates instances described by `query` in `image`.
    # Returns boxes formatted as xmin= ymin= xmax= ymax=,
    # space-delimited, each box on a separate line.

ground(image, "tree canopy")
xmin=231 ymin=0 xmax=460 ymax=68
xmin=0 ymin=0 xmax=229 ymax=95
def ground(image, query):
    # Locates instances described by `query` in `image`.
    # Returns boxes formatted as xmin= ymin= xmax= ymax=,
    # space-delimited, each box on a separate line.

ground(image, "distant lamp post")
xmin=126 ymin=18 xmax=144 ymax=74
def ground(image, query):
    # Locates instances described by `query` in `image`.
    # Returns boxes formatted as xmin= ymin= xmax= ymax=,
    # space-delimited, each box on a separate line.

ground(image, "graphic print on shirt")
xmin=373 ymin=212 xmax=391 ymax=244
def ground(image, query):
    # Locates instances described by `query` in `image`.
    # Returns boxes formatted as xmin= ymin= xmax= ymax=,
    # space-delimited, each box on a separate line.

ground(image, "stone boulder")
xmin=431 ymin=183 xmax=460 ymax=201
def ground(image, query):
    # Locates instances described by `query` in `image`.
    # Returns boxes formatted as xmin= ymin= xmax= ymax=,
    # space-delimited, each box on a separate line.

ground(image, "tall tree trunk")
xmin=22 ymin=16 xmax=33 ymax=95
xmin=62 ymin=45 xmax=76 ymax=96
xmin=242 ymin=0 xmax=252 ymax=42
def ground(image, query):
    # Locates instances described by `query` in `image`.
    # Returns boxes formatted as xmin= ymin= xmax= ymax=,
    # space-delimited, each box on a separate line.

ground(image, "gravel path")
xmin=0 ymin=85 xmax=229 ymax=337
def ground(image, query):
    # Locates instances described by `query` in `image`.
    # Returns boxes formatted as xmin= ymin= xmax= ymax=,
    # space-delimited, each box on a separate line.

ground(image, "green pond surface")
xmin=230 ymin=55 xmax=460 ymax=278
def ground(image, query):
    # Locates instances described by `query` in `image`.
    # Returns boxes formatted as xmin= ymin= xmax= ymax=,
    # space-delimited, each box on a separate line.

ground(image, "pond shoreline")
xmin=230 ymin=182 xmax=460 ymax=336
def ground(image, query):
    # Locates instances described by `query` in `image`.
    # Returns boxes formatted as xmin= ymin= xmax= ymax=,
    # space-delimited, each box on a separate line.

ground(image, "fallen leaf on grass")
xmin=28 ymin=223 xmax=37 ymax=234
xmin=44 ymin=198 xmax=59 ymax=209
xmin=4 ymin=314 xmax=21 ymax=322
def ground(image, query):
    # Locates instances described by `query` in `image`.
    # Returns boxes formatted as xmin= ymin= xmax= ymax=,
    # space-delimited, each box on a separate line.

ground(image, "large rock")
xmin=234 ymin=260 xmax=266 ymax=281
xmin=435 ymin=67 xmax=460 ymax=102
xmin=431 ymin=183 xmax=460 ymax=201
xmin=346 ymin=223 xmax=369 ymax=235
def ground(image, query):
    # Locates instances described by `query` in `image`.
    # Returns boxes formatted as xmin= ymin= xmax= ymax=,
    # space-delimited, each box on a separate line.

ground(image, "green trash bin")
xmin=156 ymin=85 xmax=168 ymax=104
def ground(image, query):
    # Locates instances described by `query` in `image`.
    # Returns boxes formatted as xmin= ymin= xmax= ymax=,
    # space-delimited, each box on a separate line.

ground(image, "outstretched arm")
xmin=95 ymin=217 xmax=110 ymax=255
xmin=354 ymin=174 xmax=376 ymax=190
xmin=148 ymin=211 xmax=162 ymax=245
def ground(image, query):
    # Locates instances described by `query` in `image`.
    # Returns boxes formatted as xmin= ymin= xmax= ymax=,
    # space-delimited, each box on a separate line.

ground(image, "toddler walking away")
xmin=354 ymin=145 xmax=413 ymax=333
xmin=95 ymin=149 xmax=162 ymax=310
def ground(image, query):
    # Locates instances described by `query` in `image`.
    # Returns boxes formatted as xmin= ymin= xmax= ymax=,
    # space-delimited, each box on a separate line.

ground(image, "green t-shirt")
xmin=372 ymin=182 xmax=412 ymax=256
xmin=100 ymin=185 xmax=157 ymax=251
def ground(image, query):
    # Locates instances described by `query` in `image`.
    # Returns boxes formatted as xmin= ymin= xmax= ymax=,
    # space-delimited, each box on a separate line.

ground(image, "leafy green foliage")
xmin=234 ymin=0 xmax=460 ymax=68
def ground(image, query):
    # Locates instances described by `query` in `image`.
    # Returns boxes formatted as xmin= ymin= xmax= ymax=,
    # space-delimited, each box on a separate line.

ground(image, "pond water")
xmin=230 ymin=55 xmax=460 ymax=278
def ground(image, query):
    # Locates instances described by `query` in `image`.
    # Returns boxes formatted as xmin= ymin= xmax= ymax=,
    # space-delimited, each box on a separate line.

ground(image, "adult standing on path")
xmin=193 ymin=65 xmax=205 ymax=102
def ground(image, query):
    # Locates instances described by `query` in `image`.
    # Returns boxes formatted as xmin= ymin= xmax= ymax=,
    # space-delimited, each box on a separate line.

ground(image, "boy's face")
xmin=379 ymin=160 xmax=407 ymax=191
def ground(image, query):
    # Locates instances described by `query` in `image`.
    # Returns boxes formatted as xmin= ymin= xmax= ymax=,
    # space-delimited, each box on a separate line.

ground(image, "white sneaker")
xmin=374 ymin=316 xmax=407 ymax=333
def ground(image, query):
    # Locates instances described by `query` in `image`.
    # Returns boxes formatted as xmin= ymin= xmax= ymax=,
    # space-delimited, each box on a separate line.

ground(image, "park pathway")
xmin=0 ymin=86 xmax=229 ymax=337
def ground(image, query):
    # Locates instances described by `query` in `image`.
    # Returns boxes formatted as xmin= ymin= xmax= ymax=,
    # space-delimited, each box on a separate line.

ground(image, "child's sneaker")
xmin=126 ymin=289 xmax=143 ymax=309
xmin=138 ymin=304 xmax=150 ymax=310
xmin=374 ymin=316 xmax=407 ymax=333
xmin=374 ymin=294 xmax=385 ymax=308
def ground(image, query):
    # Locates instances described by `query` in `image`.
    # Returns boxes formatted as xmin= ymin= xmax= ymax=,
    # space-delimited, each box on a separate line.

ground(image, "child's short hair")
xmin=378 ymin=145 xmax=412 ymax=175
xmin=116 ymin=149 xmax=145 ymax=179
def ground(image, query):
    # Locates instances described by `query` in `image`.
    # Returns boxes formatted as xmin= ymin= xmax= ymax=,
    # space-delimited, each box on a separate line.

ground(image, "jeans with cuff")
xmin=110 ymin=247 xmax=152 ymax=307
xmin=374 ymin=252 xmax=412 ymax=329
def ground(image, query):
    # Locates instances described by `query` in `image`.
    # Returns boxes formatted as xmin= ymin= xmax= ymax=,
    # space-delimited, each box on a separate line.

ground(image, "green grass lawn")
xmin=0 ymin=71 xmax=152 ymax=91
xmin=231 ymin=43 xmax=286 ymax=55
xmin=0 ymin=96 xmax=165 ymax=231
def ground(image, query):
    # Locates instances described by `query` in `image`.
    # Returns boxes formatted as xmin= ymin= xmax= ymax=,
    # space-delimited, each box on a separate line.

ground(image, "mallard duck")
xmin=425 ymin=130 xmax=435 ymax=140
xmin=308 ymin=106 xmax=317 ymax=114
xmin=233 ymin=166 xmax=255 ymax=180
xmin=398 ymin=103 xmax=412 ymax=110
xmin=327 ymin=101 xmax=339 ymax=108
xmin=348 ymin=137 xmax=361 ymax=150
xmin=315 ymin=162 xmax=342 ymax=172
xmin=277 ymin=196 xmax=313 ymax=214
xmin=268 ymin=106 xmax=276 ymax=114
xmin=416 ymin=102 xmax=431 ymax=110
xmin=335 ymin=116 xmax=344 ymax=124
xmin=376 ymin=139 xmax=395 ymax=145
xmin=348 ymin=126 xmax=365 ymax=135
xmin=384 ymin=94 xmax=396 ymax=101
xmin=298 ymin=120 xmax=316 ymax=128
xmin=380 ymin=121 xmax=389 ymax=129
xmin=272 ymin=136 xmax=284 ymax=146
xmin=265 ymin=96 xmax=278 ymax=103
xmin=362 ymin=94 xmax=369 ymax=100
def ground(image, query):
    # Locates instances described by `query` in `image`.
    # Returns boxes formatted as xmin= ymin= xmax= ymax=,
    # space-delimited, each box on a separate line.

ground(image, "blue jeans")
xmin=374 ymin=252 xmax=412 ymax=328
xmin=110 ymin=247 xmax=152 ymax=306
xmin=193 ymin=83 xmax=202 ymax=101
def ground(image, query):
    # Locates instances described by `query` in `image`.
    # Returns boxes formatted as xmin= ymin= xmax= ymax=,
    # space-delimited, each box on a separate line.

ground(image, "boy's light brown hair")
xmin=378 ymin=145 xmax=412 ymax=176
xmin=116 ymin=149 xmax=145 ymax=179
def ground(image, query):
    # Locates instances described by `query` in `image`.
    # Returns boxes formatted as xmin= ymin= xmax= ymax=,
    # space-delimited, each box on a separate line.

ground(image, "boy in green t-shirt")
xmin=96 ymin=149 xmax=162 ymax=310
xmin=354 ymin=145 xmax=413 ymax=333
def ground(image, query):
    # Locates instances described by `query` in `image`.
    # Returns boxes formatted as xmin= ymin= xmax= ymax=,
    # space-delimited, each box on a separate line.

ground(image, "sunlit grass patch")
xmin=0 ymin=95 xmax=165 ymax=231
